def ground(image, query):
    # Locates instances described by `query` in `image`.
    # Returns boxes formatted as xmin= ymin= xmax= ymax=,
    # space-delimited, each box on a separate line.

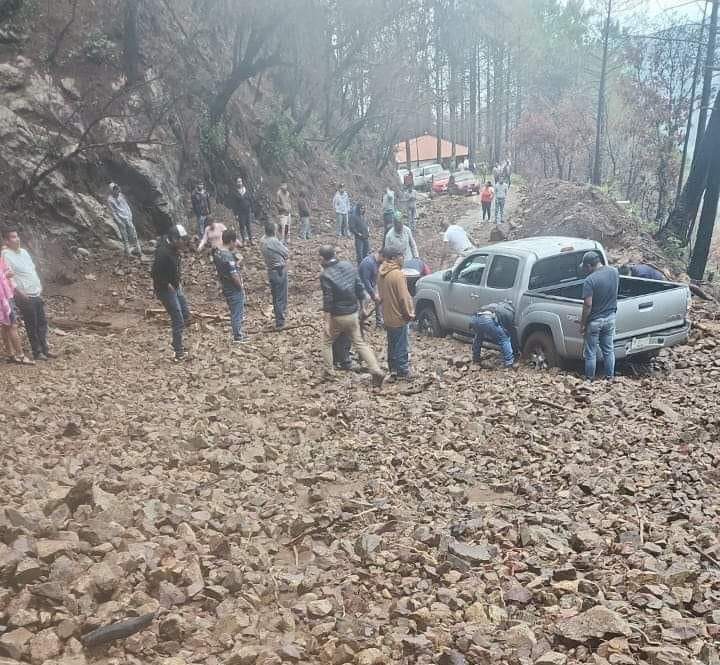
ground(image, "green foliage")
xmin=199 ymin=111 xmax=227 ymax=157
xmin=258 ymin=116 xmax=304 ymax=169
xmin=80 ymin=32 xmax=119 ymax=65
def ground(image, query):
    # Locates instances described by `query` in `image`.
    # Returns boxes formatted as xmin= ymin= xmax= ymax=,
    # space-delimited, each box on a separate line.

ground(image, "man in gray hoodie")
xmin=107 ymin=183 xmax=142 ymax=257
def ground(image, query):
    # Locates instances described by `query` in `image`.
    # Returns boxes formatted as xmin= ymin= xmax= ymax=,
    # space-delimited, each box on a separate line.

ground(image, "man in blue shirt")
xmin=358 ymin=250 xmax=383 ymax=327
xmin=580 ymin=251 xmax=619 ymax=380
xmin=618 ymin=263 xmax=666 ymax=281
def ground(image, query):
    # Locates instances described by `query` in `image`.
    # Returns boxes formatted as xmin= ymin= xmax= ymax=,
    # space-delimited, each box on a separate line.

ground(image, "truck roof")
xmin=476 ymin=236 xmax=601 ymax=260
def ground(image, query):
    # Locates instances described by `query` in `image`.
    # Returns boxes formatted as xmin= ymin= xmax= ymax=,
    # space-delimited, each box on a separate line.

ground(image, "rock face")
xmin=555 ymin=607 xmax=633 ymax=644
xmin=0 ymin=54 xmax=181 ymax=243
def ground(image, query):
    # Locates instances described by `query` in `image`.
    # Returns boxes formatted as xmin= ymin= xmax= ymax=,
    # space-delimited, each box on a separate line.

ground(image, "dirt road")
xmin=1 ymin=192 xmax=719 ymax=665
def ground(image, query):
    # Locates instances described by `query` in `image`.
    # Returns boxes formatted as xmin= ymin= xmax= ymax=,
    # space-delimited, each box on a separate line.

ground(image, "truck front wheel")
xmin=522 ymin=331 xmax=560 ymax=370
xmin=416 ymin=306 xmax=447 ymax=338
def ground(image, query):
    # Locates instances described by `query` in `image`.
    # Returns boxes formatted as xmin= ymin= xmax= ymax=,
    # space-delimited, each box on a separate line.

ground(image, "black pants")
xmin=481 ymin=201 xmax=492 ymax=221
xmin=237 ymin=214 xmax=253 ymax=243
xmin=333 ymin=334 xmax=352 ymax=369
xmin=16 ymin=295 xmax=48 ymax=357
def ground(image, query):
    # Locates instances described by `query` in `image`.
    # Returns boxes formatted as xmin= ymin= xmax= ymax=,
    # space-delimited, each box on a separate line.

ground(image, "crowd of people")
xmin=2 ymin=169 xmax=648 ymax=385
xmin=146 ymin=178 xmax=426 ymax=385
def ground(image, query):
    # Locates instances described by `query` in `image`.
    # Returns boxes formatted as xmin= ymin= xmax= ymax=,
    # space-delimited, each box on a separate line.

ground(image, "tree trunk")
xmin=696 ymin=0 xmax=719 ymax=142
xmin=123 ymin=0 xmax=141 ymax=85
xmin=468 ymin=42 xmax=477 ymax=165
xmin=492 ymin=44 xmax=504 ymax=165
xmin=660 ymin=88 xmax=720 ymax=242
xmin=687 ymin=160 xmax=720 ymax=280
xmin=405 ymin=139 xmax=412 ymax=170
xmin=592 ymin=0 xmax=612 ymax=186
xmin=676 ymin=5 xmax=707 ymax=202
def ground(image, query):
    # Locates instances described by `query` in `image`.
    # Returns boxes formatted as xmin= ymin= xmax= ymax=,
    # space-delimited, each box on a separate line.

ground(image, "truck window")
xmin=456 ymin=254 xmax=487 ymax=286
xmin=487 ymin=255 xmax=519 ymax=289
xmin=529 ymin=251 xmax=605 ymax=290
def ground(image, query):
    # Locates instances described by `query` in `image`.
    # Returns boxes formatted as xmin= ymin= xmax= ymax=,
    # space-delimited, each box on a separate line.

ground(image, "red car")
xmin=430 ymin=171 xmax=452 ymax=194
xmin=449 ymin=171 xmax=481 ymax=195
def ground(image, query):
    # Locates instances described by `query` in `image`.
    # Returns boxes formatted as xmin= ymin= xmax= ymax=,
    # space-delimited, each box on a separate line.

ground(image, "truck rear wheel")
xmin=522 ymin=331 xmax=560 ymax=370
xmin=416 ymin=306 xmax=446 ymax=338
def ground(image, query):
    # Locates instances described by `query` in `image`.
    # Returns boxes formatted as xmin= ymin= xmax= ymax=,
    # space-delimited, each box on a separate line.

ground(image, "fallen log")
xmin=81 ymin=612 xmax=155 ymax=648
xmin=688 ymin=283 xmax=715 ymax=301
xmin=51 ymin=319 xmax=114 ymax=332
xmin=144 ymin=308 xmax=229 ymax=322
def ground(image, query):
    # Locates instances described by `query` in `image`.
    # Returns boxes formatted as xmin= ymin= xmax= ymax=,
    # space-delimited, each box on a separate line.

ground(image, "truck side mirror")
xmin=443 ymin=269 xmax=453 ymax=282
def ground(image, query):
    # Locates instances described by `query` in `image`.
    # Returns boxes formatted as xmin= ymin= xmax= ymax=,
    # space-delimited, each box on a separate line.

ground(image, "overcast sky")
xmin=641 ymin=0 xmax=705 ymax=18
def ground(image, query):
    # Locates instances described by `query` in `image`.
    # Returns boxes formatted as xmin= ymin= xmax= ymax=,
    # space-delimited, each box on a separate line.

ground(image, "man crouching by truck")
xmin=470 ymin=302 xmax=517 ymax=368
xmin=580 ymin=251 xmax=618 ymax=381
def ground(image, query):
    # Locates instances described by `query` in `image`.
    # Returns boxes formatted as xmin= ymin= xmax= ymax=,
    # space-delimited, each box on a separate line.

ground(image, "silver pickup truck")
xmin=413 ymin=236 xmax=691 ymax=367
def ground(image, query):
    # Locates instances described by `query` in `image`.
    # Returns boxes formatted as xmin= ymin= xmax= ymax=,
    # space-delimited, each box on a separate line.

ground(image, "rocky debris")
xmin=512 ymin=180 xmax=637 ymax=248
xmin=448 ymin=539 xmax=494 ymax=564
xmin=0 ymin=193 xmax=719 ymax=665
xmin=555 ymin=607 xmax=633 ymax=644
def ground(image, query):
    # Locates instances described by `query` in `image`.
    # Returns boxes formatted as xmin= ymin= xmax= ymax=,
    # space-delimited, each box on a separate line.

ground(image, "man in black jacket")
xmin=231 ymin=177 xmax=254 ymax=246
xmin=319 ymin=245 xmax=385 ymax=387
xmin=152 ymin=224 xmax=191 ymax=361
xmin=349 ymin=202 xmax=370 ymax=265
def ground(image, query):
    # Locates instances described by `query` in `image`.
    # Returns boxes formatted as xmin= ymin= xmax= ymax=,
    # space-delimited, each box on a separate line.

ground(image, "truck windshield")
xmin=529 ymin=251 xmax=605 ymax=291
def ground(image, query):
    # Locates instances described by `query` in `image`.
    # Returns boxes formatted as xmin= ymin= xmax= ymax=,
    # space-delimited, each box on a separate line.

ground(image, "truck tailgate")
xmin=615 ymin=283 xmax=689 ymax=341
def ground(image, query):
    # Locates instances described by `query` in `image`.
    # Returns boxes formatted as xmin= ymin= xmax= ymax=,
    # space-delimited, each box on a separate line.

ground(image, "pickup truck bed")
xmin=524 ymin=276 xmax=690 ymax=361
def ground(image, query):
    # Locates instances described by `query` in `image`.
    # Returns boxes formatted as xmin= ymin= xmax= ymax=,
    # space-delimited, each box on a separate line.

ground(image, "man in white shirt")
xmin=333 ymin=184 xmax=351 ymax=238
xmin=494 ymin=178 xmax=509 ymax=224
xmin=442 ymin=222 xmax=474 ymax=266
xmin=1 ymin=229 xmax=55 ymax=360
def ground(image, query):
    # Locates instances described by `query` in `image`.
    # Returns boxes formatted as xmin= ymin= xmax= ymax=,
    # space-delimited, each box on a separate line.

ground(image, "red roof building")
xmin=394 ymin=134 xmax=469 ymax=165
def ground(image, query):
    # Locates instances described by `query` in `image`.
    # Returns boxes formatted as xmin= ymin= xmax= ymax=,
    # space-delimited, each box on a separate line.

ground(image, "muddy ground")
xmin=1 ymin=190 xmax=719 ymax=665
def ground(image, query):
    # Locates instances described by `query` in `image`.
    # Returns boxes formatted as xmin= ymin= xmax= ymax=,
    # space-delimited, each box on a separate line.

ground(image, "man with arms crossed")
xmin=580 ymin=251 xmax=619 ymax=381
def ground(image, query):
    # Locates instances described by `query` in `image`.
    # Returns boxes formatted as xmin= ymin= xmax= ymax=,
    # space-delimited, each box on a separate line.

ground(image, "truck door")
xmin=482 ymin=254 xmax=520 ymax=308
xmin=446 ymin=254 xmax=488 ymax=331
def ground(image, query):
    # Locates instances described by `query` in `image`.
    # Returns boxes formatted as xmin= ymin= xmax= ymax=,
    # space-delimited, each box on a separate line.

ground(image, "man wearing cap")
xmin=580 ymin=251 xmax=619 ymax=380
xmin=470 ymin=301 xmax=516 ymax=368
xmin=107 ymin=183 xmax=142 ymax=257
xmin=319 ymin=245 xmax=385 ymax=388
xmin=333 ymin=184 xmax=350 ymax=237
xmin=152 ymin=225 xmax=191 ymax=361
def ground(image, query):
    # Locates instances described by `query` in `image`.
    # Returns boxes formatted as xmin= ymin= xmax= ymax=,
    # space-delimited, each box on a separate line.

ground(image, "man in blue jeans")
xmin=152 ymin=225 xmax=191 ymax=361
xmin=349 ymin=202 xmax=370 ymax=265
xmin=213 ymin=229 xmax=246 ymax=342
xmin=470 ymin=302 xmax=516 ymax=368
xmin=260 ymin=222 xmax=289 ymax=330
xmin=580 ymin=251 xmax=619 ymax=380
